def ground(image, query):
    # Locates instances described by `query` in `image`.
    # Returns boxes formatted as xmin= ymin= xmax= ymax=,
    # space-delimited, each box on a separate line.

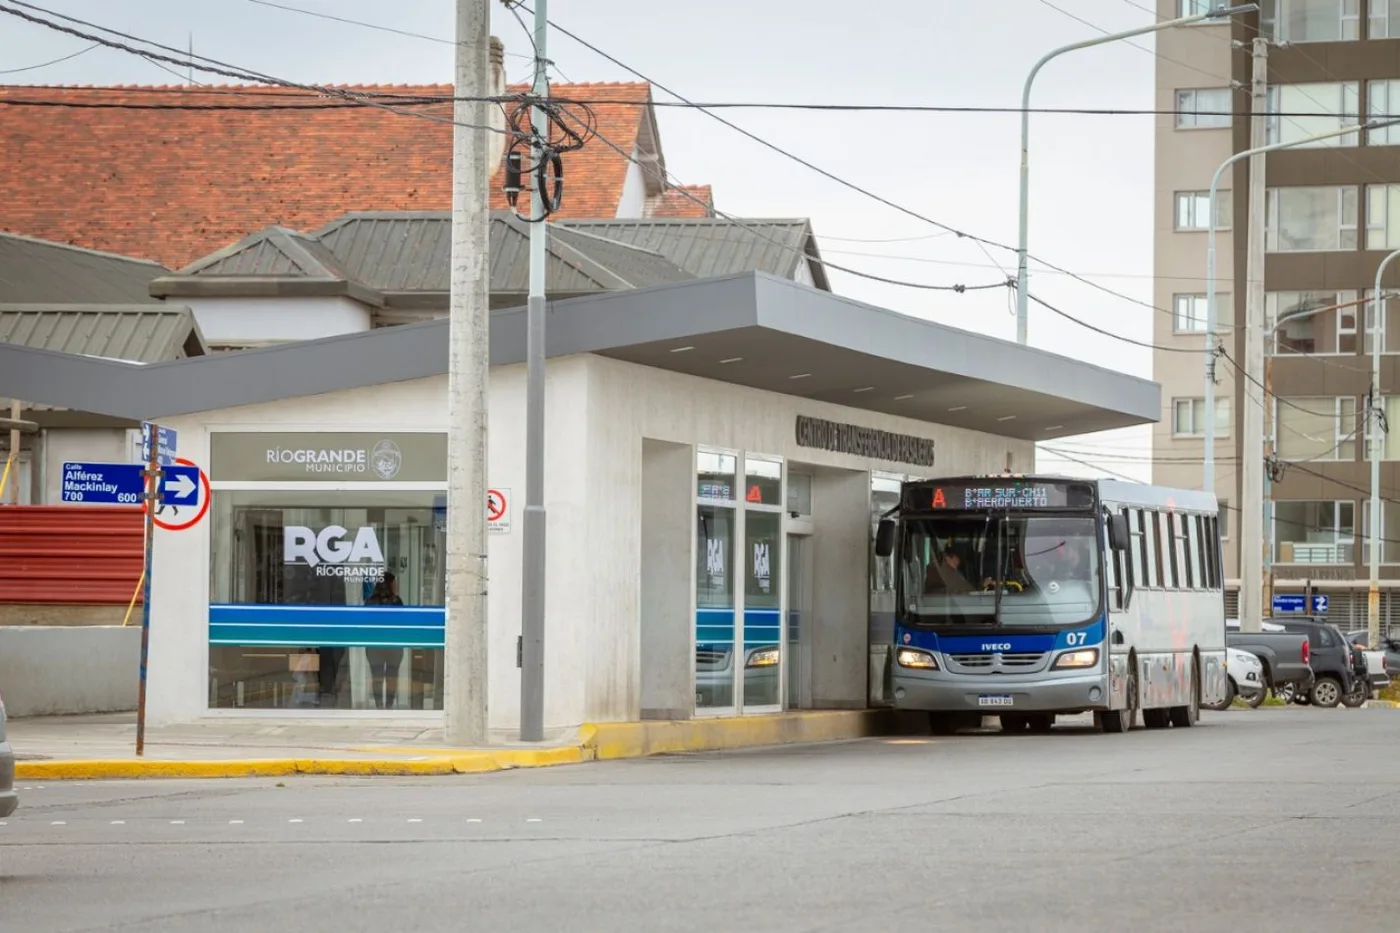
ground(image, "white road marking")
xmin=407 ymin=818 xmax=422 ymax=823
xmin=51 ymin=821 xmax=66 ymax=825
xmin=171 ymin=820 xmax=185 ymax=825
xmin=347 ymin=818 xmax=363 ymax=823
xmin=526 ymin=818 xmax=542 ymax=823
xmin=111 ymin=820 xmax=126 ymax=825
xmin=467 ymin=818 xmax=482 ymax=823
xmin=288 ymin=818 xmax=303 ymax=824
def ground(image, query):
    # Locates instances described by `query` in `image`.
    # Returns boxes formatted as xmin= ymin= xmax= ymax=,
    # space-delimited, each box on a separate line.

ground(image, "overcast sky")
xmin=1 ymin=0 xmax=1170 ymax=482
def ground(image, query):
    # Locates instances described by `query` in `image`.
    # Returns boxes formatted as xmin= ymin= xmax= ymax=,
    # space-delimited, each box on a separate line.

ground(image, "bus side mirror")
xmin=1108 ymin=514 xmax=1130 ymax=552
xmin=874 ymin=519 xmax=896 ymax=558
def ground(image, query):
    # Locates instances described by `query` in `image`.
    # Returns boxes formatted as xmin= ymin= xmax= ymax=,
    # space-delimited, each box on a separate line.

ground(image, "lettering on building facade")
xmin=794 ymin=415 xmax=937 ymax=468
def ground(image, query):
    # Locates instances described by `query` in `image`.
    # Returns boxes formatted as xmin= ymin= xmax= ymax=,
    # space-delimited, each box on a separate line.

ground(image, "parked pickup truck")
xmin=1226 ymin=622 xmax=1313 ymax=700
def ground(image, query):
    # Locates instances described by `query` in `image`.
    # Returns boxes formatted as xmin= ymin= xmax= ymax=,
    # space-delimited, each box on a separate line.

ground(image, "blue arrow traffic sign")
xmin=60 ymin=461 xmax=200 ymax=506
xmin=140 ymin=423 xmax=178 ymax=466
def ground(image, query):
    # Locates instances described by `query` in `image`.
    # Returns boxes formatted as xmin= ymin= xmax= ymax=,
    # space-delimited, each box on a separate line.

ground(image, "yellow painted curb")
xmin=1365 ymin=699 xmax=1400 ymax=708
xmin=14 ymin=710 xmax=900 ymax=780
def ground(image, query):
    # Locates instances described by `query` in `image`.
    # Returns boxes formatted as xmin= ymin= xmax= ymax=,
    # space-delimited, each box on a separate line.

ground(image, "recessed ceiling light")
xmin=719 ymin=356 xmax=742 ymax=364
xmin=997 ymin=415 xmax=1016 ymax=422
xmin=1045 ymin=424 xmax=1064 ymax=431
xmin=790 ymin=373 xmax=812 ymax=380
xmin=947 ymin=405 xmax=968 ymax=412
xmin=853 ymin=386 xmax=875 ymax=393
xmin=894 ymin=394 xmax=914 ymax=401
xmin=670 ymin=345 xmax=695 ymax=353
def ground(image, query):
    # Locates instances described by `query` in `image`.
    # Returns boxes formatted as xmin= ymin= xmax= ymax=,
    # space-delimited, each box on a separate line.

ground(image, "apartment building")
xmin=1154 ymin=0 xmax=1400 ymax=624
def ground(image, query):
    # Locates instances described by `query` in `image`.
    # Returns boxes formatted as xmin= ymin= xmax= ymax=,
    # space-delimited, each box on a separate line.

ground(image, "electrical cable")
xmin=0 ymin=40 xmax=98 ymax=73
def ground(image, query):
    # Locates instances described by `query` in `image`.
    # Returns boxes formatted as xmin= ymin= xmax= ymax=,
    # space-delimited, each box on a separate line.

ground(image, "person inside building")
xmin=365 ymin=572 xmax=405 ymax=709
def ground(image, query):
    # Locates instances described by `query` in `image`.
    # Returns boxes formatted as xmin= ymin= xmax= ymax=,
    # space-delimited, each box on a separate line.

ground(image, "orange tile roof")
xmin=650 ymin=185 xmax=714 ymax=218
xmin=0 ymin=81 xmax=677 ymax=269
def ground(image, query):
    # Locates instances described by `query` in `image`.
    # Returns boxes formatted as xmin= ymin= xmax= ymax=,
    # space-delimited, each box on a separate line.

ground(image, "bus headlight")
xmin=1052 ymin=648 xmax=1099 ymax=670
xmin=896 ymin=648 xmax=939 ymax=670
xmin=746 ymin=648 xmax=780 ymax=668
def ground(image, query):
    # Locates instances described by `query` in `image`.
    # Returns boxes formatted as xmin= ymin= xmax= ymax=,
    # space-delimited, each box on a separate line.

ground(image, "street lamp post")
xmin=1014 ymin=2 xmax=1258 ymax=345
xmin=1368 ymin=249 xmax=1400 ymax=650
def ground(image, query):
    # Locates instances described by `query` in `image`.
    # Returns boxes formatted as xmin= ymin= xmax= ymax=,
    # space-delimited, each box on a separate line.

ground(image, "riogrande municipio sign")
xmin=794 ymin=415 xmax=936 ymax=468
xmin=209 ymin=432 xmax=448 ymax=482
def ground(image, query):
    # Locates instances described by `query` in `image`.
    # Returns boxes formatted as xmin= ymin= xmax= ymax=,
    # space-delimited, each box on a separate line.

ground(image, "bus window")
xmin=1130 ymin=510 xmax=1149 ymax=589
xmin=1163 ymin=511 xmax=1180 ymax=589
xmin=1143 ymin=512 xmax=1161 ymax=588
xmin=1181 ymin=513 xmax=1197 ymax=589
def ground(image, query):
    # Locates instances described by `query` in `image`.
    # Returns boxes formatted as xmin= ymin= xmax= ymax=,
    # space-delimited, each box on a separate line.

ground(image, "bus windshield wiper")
xmin=991 ymin=509 xmax=1009 ymax=627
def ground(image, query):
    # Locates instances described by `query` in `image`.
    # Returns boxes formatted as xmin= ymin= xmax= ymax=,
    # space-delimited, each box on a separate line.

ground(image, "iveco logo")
xmin=982 ymin=642 xmax=1012 ymax=651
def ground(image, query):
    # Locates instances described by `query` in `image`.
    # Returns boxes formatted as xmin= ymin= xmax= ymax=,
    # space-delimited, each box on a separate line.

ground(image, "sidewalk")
xmin=6 ymin=709 xmax=901 ymax=780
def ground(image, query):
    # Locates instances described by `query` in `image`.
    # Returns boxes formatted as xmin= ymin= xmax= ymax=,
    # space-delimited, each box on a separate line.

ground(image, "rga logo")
xmin=981 ymin=642 xmax=1012 ymax=652
xmin=284 ymin=525 xmax=385 ymax=578
xmin=706 ymin=537 xmax=725 ymax=579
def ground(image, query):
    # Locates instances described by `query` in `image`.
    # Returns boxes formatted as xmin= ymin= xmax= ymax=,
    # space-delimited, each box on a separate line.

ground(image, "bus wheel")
xmin=1096 ymin=670 xmax=1136 ymax=734
xmin=999 ymin=714 xmax=1030 ymax=733
xmin=1168 ymin=660 xmax=1200 ymax=727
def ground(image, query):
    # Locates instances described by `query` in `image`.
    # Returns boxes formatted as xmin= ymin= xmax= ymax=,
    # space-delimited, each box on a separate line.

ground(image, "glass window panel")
xmin=786 ymin=472 xmax=812 ymax=515
xmin=1363 ymin=501 xmax=1400 ymax=563
xmin=1371 ymin=0 xmax=1400 ymax=38
xmin=1173 ymin=293 xmax=1232 ymax=333
xmin=1368 ymin=185 xmax=1400 ymax=251
xmin=1273 ymin=500 xmax=1355 ymax=564
xmin=1129 ymin=510 xmax=1148 ymax=589
xmin=1277 ymin=396 xmax=1355 ymax=460
xmin=743 ymin=510 xmax=782 ymax=708
xmin=1269 ymin=291 xmax=1359 ymax=355
xmin=1267 ymin=186 xmax=1360 ymax=252
xmin=1176 ymin=87 xmax=1234 ymax=128
xmin=1266 ymin=82 xmax=1360 ymax=148
xmin=1368 ymin=80 xmax=1400 ymax=145
xmin=1269 ymin=0 xmax=1351 ymax=41
xmin=696 ymin=504 xmax=736 ymax=710
xmin=1175 ymin=190 xmax=1232 ymax=230
xmin=1362 ymin=289 xmax=1400 ymax=353
xmin=208 ymin=490 xmax=446 ymax=711
xmin=697 ymin=450 xmax=737 ymax=501
xmin=743 ymin=455 xmax=782 ymax=508
xmin=1172 ymin=397 xmax=1231 ymax=437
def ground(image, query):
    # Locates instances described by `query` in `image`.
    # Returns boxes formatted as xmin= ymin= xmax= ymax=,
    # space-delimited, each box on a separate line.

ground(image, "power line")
xmin=0 ymin=40 xmax=98 ymax=74
xmin=1024 ymin=292 xmax=1191 ymax=352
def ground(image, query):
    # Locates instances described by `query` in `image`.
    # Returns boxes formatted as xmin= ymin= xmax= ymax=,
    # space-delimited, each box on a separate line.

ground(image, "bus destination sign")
xmin=906 ymin=479 xmax=1094 ymax=511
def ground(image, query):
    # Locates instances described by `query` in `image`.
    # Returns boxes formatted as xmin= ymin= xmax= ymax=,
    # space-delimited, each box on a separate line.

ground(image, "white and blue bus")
xmin=872 ymin=474 xmax=1227 ymax=734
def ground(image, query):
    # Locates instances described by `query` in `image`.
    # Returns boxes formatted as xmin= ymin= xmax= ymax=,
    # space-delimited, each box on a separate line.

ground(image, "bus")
xmin=872 ymin=474 xmax=1227 ymax=735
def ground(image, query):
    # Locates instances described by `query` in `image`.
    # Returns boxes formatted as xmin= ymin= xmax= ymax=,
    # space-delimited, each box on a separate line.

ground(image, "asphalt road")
xmin=2 ymin=708 xmax=1397 ymax=932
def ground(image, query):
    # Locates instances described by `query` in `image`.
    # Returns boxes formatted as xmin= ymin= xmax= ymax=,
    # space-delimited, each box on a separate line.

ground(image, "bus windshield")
xmin=898 ymin=513 xmax=1101 ymax=628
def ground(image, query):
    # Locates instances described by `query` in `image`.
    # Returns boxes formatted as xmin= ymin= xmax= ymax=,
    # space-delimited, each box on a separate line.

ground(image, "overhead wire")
xmin=0 ymin=40 xmax=98 ymax=73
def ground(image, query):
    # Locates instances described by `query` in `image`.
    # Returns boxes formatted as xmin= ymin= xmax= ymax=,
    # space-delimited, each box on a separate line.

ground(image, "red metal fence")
xmin=0 ymin=506 xmax=144 ymax=604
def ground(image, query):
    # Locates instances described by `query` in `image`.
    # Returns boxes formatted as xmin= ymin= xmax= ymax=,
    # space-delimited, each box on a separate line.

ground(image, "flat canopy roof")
xmin=0 ymin=272 xmax=1158 ymax=441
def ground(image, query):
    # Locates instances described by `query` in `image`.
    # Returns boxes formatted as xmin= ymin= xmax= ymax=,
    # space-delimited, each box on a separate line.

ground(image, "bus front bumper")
xmin=891 ymin=672 xmax=1107 ymax=714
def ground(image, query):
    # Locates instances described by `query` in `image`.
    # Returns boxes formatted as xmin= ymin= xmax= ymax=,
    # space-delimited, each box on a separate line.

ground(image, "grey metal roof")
xmin=555 ymin=218 xmax=830 ymax=291
xmin=0 ymin=303 xmax=208 ymax=413
xmin=0 ymin=273 xmax=1158 ymax=441
xmin=0 ymin=232 xmax=167 ymax=304
xmin=152 ymin=211 xmax=697 ymax=303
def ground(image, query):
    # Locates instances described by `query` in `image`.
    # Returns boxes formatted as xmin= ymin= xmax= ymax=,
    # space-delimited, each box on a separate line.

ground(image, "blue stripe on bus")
xmin=898 ymin=617 xmax=1106 ymax=654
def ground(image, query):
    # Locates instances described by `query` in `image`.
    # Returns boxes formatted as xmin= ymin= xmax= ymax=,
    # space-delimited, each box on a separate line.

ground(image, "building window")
xmin=1366 ymin=185 xmax=1400 ymax=251
xmin=741 ymin=454 xmax=783 ymax=710
xmin=1371 ymin=0 xmax=1400 ymax=38
xmin=1268 ymin=291 xmax=1358 ymax=355
xmin=208 ymin=491 xmax=447 ymax=711
xmin=1363 ymin=290 xmax=1400 ymax=354
xmin=1273 ymin=500 xmax=1355 ymax=565
xmin=1362 ymin=501 xmax=1400 ymax=564
xmin=1175 ymin=190 xmax=1232 ymax=231
xmin=1266 ymin=82 xmax=1359 ymax=148
xmin=1218 ymin=501 xmax=1230 ymax=540
xmin=1173 ymin=397 xmax=1232 ymax=437
xmin=1367 ymin=80 xmax=1400 ymax=145
xmin=1175 ymin=87 xmax=1234 ymax=129
xmin=1276 ymin=396 xmax=1358 ymax=461
xmin=1262 ymin=0 xmax=1360 ymax=42
xmin=1173 ymin=293 xmax=1233 ymax=333
xmin=1265 ymin=186 xmax=1359 ymax=252
xmin=1178 ymin=0 xmax=1222 ymax=13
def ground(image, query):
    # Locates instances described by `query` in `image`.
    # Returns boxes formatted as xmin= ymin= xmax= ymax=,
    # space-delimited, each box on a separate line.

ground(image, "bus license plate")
xmin=978 ymin=694 xmax=1014 ymax=707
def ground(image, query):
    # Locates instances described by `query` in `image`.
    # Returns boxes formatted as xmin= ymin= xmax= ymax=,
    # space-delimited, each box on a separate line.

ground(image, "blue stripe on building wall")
xmin=696 ymin=607 xmax=783 ymax=650
xmin=209 ymin=604 xmax=446 ymax=649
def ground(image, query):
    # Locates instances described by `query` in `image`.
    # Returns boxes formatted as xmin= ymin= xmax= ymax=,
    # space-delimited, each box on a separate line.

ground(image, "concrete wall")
xmin=41 ymin=427 xmax=137 ymax=504
xmin=639 ymin=439 xmax=694 ymax=720
xmin=189 ymin=296 xmax=372 ymax=349
xmin=807 ymin=470 xmax=871 ymax=709
xmin=0 ymin=626 xmax=140 ymax=717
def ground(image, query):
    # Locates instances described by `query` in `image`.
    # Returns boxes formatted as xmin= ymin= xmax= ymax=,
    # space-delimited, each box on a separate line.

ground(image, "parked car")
xmin=1344 ymin=630 xmax=1391 ymax=692
xmin=1225 ymin=621 xmax=1313 ymax=700
xmin=0 ymin=686 xmax=16 ymax=819
xmin=1206 ymin=647 xmax=1267 ymax=710
xmin=1270 ymin=617 xmax=1359 ymax=708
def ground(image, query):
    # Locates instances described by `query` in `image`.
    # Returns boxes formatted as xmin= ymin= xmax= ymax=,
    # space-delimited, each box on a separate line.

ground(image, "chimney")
xmin=487 ymin=36 xmax=508 ymax=185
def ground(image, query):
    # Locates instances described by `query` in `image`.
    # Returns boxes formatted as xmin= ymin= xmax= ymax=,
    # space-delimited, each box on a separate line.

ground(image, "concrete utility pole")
xmin=444 ymin=0 xmax=492 ymax=747
xmin=1238 ymin=37 xmax=1268 ymax=634
xmin=519 ymin=0 xmax=549 ymax=743
xmin=6 ymin=399 xmax=18 ymax=503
